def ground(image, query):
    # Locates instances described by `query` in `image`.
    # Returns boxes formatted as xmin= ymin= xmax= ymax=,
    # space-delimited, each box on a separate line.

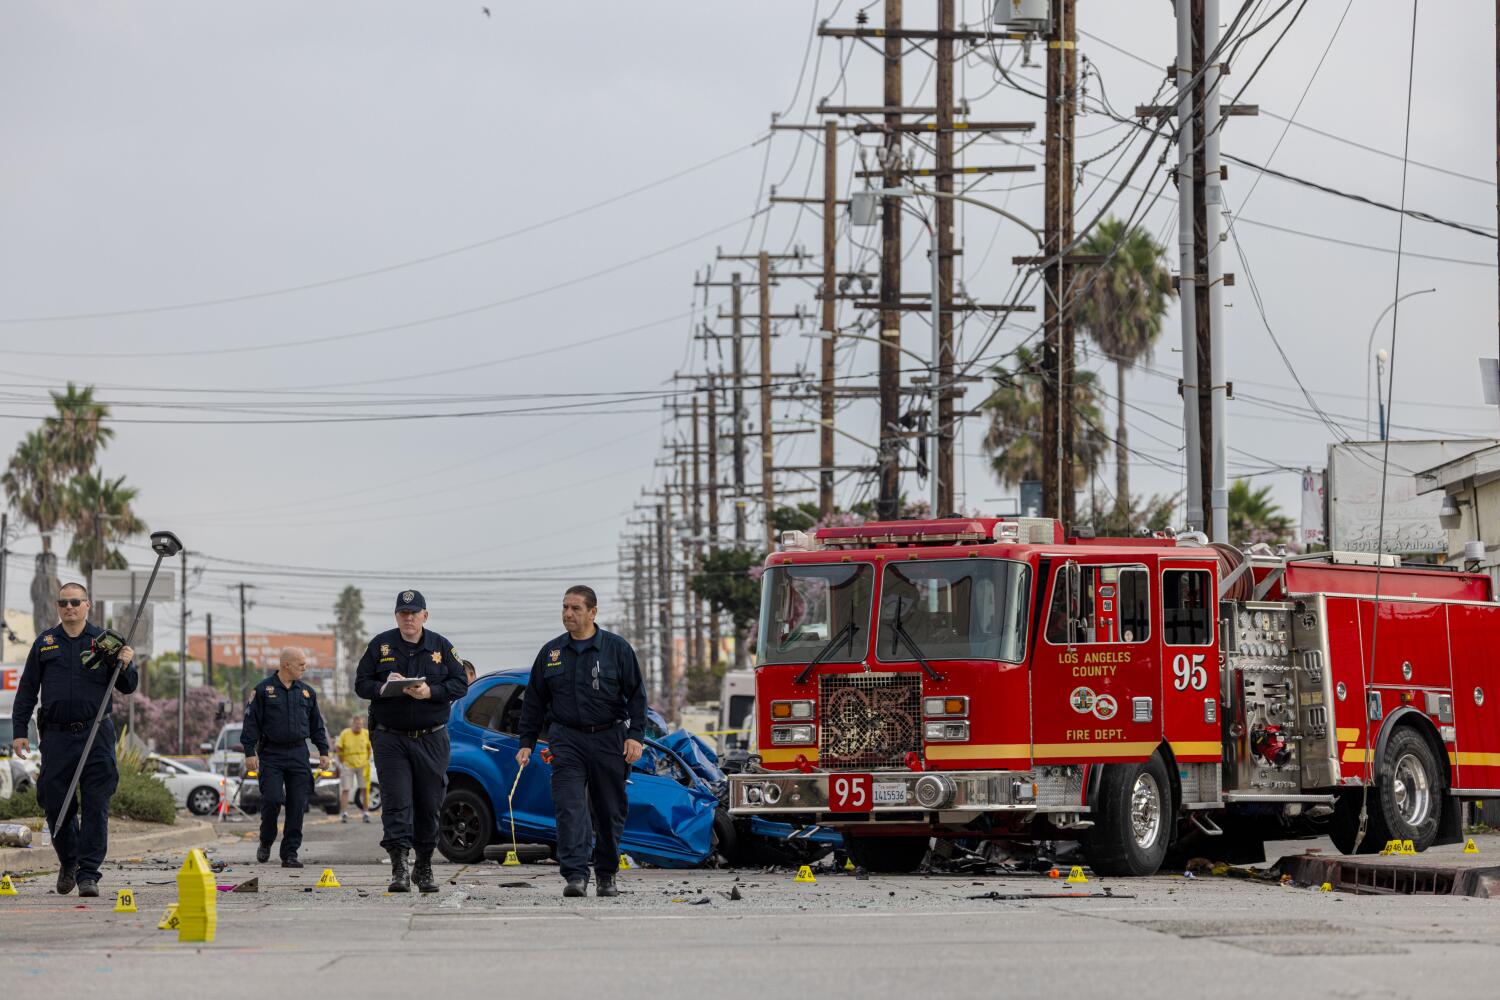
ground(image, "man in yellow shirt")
xmin=334 ymin=715 xmax=373 ymax=824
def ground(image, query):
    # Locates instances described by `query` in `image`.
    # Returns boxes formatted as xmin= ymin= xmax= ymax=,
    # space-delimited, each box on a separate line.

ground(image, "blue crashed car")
xmin=437 ymin=670 xmax=719 ymax=868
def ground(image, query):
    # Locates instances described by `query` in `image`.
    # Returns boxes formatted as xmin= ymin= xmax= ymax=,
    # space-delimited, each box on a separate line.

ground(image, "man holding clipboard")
xmin=355 ymin=590 xmax=468 ymax=893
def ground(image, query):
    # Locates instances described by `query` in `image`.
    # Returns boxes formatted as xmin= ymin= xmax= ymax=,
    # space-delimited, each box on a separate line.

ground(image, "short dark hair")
xmin=564 ymin=585 xmax=597 ymax=610
xmin=59 ymin=582 xmax=89 ymax=599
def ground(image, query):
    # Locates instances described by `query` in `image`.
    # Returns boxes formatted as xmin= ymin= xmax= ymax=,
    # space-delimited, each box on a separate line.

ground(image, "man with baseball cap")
xmin=354 ymin=590 xmax=468 ymax=893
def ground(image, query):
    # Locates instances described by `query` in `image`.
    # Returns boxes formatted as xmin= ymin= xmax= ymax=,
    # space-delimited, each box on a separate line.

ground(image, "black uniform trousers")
xmin=549 ymin=724 xmax=629 ymax=883
xmin=37 ymin=718 xmax=119 ymax=885
xmin=257 ymin=744 xmax=312 ymax=859
xmin=371 ymin=727 xmax=449 ymax=854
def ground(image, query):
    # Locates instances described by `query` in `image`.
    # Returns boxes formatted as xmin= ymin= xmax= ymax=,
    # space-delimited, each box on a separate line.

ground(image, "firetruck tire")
xmin=1374 ymin=726 xmax=1444 ymax=850
xmin=843 ymin=833 xmax=930 ymax=873
xmin=1083 ymin=755 xmax=1172 ymax=876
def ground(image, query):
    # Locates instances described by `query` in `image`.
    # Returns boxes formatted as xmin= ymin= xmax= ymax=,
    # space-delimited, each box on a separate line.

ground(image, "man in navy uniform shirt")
xmin=8 ymin=583 xmax=137 ymax=897
xmin=517 ymin=585 xmax=646 ymax=898
xmin=355 ymin=590 xmax=468 ymax=893
xmin=242 ymin=647 xmax=330 ymax=868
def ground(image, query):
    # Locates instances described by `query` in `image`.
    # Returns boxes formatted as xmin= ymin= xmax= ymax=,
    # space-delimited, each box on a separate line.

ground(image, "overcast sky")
xmin=1 ymin=1 xmax=1495 ymax=668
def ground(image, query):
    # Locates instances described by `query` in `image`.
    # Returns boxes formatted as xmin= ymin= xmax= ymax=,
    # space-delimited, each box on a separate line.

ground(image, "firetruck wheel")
xmin=842 ymin=832 xmax=930 ymax=873
xmin=1375 ymin=726 xmax=1443 ymax=850
xmin=1084 ymin=754 xmax=1172 ymax=877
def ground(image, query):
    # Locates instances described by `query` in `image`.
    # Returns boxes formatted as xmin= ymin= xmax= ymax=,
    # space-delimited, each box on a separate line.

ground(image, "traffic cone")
xmin=113 ymin=888 xmax=137 ymax=913
xmin=1464 ymin=838 xmax=1480 ymax=855
xmin=315 ymin=868 xmax=341 ymax=888
xmin=157 ymin=904 xmax=180 ymax=931
xmin=502 ymin=851 xmax=521 ymax=866
xmin=0 ymin=874 xmax=16 ymax=895
xmin=794 ymin=865 xmax=816 ymax=883
xmin=619 ymin=854 xmax=633 ymax=871
xmin=1065 ymin=866 xmax=1088 ymax=884
xmin=1399 ymin=840 xmax=1416 ymax=856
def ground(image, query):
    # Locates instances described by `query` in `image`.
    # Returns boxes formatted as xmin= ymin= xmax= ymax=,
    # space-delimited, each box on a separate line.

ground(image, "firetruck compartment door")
xmin=1033 ymin=561 xmax=1162 ymax=763
xmin=1440 ymin=603 xmax=1500 ymax=792
xmin=1158 ymin=564 xmax=1221 ymax=765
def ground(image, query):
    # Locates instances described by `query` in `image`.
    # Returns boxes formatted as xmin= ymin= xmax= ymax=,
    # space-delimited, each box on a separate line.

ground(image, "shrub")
xmin=0 ymin=788 xmax=40 ymax=820
xmin=109 ymin=770 xmax=177 ymax=825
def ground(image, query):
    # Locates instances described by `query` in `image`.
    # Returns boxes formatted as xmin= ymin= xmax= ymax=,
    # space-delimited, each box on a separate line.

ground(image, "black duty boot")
xmin=282 ymin=855 xmax=303 ymax=869
xmin=596 ymin=874 xmax=619 ymax=898
xmin=256 ymin=843 xmax=271 ymax=864
xmin=562 ymin=878 xmax=587 ymax=898
xmin=56 ymin=864 xmax=78 ymax=895
xmin=77 ymin=880 xmax=100 ymax=898
xmin=413 ymin=850 xmax=439 ymax=894
xmin=388 ymin=849 xmax=411 ymax=893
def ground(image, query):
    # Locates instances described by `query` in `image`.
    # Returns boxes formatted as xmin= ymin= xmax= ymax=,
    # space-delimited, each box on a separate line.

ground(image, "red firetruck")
xmin=726 ymin=517 xmax=1500 ymax=875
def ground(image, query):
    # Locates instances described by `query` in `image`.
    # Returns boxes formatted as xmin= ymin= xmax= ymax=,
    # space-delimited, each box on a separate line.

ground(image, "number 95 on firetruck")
xmin=726 ymin=517 xmax=1500 ymax=875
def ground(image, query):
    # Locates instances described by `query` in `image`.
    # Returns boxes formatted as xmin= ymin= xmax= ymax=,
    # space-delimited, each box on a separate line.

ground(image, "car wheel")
xmin=357 ymin=784 xmax=382 ymax=812
xmin=710 ymin=808 xmax=746 ymax=867
xmin=843 ymin=832 xmax=930 ymax=873
xmin=186 ymin=786 xmax=220 ymax=816
xmin=1082 ymin=753 xmax=1173 ymax=876
xmin=438 ymin=787 xmax=494 ymax=864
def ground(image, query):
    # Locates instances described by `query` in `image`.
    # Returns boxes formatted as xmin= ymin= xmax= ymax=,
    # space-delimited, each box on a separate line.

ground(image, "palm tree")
xmin=1227 ymin=479 xmax=1293 ymax=547
xmin=46 ymin=382 xmax=114 ymax=473
xmin=981 ymin=345 xmax=1107 ymax=489
xmin=66 ymin=470 xmax=145 ymax=585
xmin=1077 ymin=218 xmax=1175 ymax=514
xmin=3 ymin=430 xmax=69 ymax=631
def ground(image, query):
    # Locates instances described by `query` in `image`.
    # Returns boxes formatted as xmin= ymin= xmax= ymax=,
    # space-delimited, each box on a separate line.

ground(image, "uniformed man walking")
xmin=355 ymin=590 xmax=467 ymax=893
xmin=8 ymin=583 xmax=137 ymax=897
xmin=242 ymin=648 xmax=330 ymax=868
xmin=517 ymin=585 xmax=645 ymax=898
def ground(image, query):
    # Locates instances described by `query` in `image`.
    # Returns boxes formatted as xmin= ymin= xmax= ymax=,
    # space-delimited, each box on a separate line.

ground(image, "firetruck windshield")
xmin=876 ymin=559 xmax=1031 ymax=662
xmin=758 ymin=563 xmax=873 ymax=665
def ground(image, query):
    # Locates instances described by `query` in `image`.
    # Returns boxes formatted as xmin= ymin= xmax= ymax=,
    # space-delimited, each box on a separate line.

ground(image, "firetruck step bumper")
xmin=729 ymin=770 xmax=1052 ymax=817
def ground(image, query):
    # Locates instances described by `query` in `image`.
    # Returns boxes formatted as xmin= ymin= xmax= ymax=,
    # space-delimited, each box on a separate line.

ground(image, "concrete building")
xmin=1413 ymin=443 xmax=1500 ymax=583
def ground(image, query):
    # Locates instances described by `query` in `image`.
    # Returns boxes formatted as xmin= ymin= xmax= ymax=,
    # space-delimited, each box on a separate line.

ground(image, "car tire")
xmin=710 ymin=808 xmax=746 ymax=867
xmin=437 ymin=787 xmax=494 ymax=864
xmin=186 ymin=786 xmax=220 ymax=816
xmin=1082 ymin=753 xmax=1173 ymax=876
xmin=843 ymin=832 xmax=930 ymax=873
xmin=357 ymin=784 xmax=382 ymax=812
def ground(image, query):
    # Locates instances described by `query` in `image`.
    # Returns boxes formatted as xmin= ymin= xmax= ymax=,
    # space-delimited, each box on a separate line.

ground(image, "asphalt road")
xmin=2 ymin=817 xmax=1497 ymax=1000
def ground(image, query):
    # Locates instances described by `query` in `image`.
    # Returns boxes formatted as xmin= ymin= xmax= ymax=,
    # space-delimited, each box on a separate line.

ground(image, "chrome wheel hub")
xmin=1391 ymin=752 xmax=1431 ymax=827
xmin=1130 ymin=772 xmax=1162 ymax=849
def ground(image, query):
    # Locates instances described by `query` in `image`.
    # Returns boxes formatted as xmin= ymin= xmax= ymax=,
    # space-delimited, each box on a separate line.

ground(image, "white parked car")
xmin=148 ymin=754 xmax=240 ymax=815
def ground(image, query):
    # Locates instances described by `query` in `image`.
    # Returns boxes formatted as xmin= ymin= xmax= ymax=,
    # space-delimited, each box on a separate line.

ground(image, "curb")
xmin=0 ymin=819 xmax=218 ymax=876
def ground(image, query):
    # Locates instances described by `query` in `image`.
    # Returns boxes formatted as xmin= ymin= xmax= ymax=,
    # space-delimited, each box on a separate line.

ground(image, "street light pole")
xmin=1365 ymin=287 xmax=1436 ymax=437
xmin=1376 ymin=349 xmax=1390 ymax=441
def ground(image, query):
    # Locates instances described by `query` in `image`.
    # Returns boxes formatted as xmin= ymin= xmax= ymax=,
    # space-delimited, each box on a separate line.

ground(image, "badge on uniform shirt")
xmin=302 ymin=689 xmax=311 ymax=698
xmin=265 ymin=688 xmax=277 ymax=699
xmin=402 ymin=590 xmax=415 ymax=604
xmin=380 ymin=643 xmax=390 ymax=657
xmin=430 ymin=651 xmax=442 ymax=664
xmin=42 ymin=634 xmax=54 ymax=645
xmin=548 ymin=649 xmax=561 ymax=664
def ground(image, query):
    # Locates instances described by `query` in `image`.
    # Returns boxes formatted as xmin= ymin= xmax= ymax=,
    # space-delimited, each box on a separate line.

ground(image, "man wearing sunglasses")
xmin=517 ymin=585 xmax=645 ymax=898
xmin=9 ymin=583 xmax=137 ymax=898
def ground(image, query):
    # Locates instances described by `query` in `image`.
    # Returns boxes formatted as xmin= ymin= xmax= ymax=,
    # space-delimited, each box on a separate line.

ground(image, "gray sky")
xmin=1 ymin=1 xmax=1496 ymax=667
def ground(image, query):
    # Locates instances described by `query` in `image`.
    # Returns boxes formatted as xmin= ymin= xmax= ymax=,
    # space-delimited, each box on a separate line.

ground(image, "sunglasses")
xmin=57 ymin=598 xmax=87 ymax=608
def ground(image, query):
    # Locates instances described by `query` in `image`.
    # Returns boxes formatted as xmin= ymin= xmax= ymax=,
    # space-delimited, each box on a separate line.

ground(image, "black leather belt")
xmin=556 ymin=720 xmax=622 ymax=735
xmin=43 ymin=721 xmax=89 ymax=734
xmin=372 ymin=722 xmax=446 ymax=738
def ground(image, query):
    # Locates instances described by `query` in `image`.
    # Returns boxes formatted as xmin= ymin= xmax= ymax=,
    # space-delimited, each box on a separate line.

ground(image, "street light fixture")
xmin=1365 ymin=287 xmax=1436 ymax=438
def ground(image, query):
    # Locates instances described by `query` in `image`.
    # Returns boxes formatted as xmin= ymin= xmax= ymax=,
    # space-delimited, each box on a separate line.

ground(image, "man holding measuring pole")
xmin=9 ymin=583 xmax=137 ymax=897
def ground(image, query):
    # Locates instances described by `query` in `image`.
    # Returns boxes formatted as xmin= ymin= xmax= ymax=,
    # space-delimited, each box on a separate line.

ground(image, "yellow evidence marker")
xmin=176 ymin=849 xmax=217 ymax=943
xmin=158 ymin=904 xmax=180 ymax=931
xmin=619 ymin=854 xmax=633 ymax=871
xmin=315 ymin=869 xmax=341 ymax=888
xmin=502 ymin=851 xmax=521 ymax=866
xmin=1464 ymin=838 xmax=1480 ymax=855
xmin=113 ymin=888 xmax=137 ymax=913
xmin=1320 ymin=882 xmax=1334 ymax=892
xmin=1399 ymin=840 xmax=1417 ymax=856
xmin=794 ymin=866 xmax=817 ymax=883
xmin=0 ymin=875 xmax=17 ymax=896
xmin=1066 ymin=866 xmax=1088 ymax=884
xmin=1379 ymin=840 xmax=1398 ymax=856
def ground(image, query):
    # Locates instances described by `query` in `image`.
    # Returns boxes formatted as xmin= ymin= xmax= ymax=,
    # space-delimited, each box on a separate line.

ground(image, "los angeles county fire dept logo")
xmin=402 ymin=591 xmax=415 ymax=604
xmin=380 ymin=644 xmax=390 ymax=657
xmin=548 ymin=649 xmax=561 ymax=664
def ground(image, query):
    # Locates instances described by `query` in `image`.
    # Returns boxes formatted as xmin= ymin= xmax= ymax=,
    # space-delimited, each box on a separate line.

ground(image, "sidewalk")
xmin=0 ymin=817 xmax=218 ymax=875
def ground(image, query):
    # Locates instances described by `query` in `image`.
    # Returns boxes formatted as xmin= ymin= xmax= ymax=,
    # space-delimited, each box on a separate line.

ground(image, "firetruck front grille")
xmin=818 ymin=673 xmax=922 ymax=771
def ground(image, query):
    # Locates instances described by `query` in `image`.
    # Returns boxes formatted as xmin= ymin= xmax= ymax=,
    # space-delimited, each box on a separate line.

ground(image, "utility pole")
xmin=820 ymin=120 xmax=839 ymax=518
xmin=178 ymin=549 xmax=187 ymax=755
xmin=1042 ymin=0 xmax=1078 ymax=531
xmin=205 ymin=612 xmax=214 ymax=688
xmin=935 ymin=0 xmax=957 ymax=516
xmin=238 ymin=582 xmax=250 ymax=707
xmin=877 ymin=0 xmax=904 ymax=521
xmin=655 ymin=503 xmax=672 ymax=709
xmin=759 ymin=250 xmax=776 ymax=549
xmin=704 ymin=376 xmax=722 ymax=668
xmin=0 ymin=512 xmax=7 ymax=662
xmin=690 ymin=397 xmax=706 ymax=682
xmin=730 ymin=274 xmax=749 ymax=547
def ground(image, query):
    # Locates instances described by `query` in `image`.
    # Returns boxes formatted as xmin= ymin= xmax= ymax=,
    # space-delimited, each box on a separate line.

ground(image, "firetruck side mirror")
xmin=1064 ymin=560 xmax=1081 ymax=648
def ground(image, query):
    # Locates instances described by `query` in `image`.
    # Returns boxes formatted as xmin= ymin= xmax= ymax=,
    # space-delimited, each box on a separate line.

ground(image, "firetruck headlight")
xmin=923 ymin=696 xmax=969 ymax=717
xmin=771 ymin=700 xmax=815 ymax=721
xmin=771 ymin=724 xmax=815 ymax=746
xmin=924 ymin=721 xmax=969 ymax=742
xmin=744 ymin=785 xmax=763 ymax=805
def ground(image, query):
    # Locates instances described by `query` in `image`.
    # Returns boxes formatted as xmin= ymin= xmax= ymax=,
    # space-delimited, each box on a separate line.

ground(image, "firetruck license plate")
xmin=829 ymin=774 xmax=872 ymax=811
xmin=872 ymin=782 xmax=906 ymax=805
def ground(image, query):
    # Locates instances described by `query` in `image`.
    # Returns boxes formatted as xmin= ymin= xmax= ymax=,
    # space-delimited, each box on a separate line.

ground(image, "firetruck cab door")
xmin=1032 ymin=559 xmax=1163 ymax=763
xmin=1157 ymin=561 xmax=1222 ymax=768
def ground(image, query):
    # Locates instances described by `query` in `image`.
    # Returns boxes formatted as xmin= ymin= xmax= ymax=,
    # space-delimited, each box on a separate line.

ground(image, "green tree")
xmin=690 ymin=548 xmax=762 ymax=669
xmin=66 ymin=470 xmax=145 ymax=585
xmin=334 ymin=586 xmax=367 ymax=691
xmin=1077 ymin=219 xmax=1176 ymax=514
xmin=1087 ymin=491 xmax=1179 ymax=537
xmin=981 ymin=345 xmax=1107 ymax=489
xmin=1227 ymin=479 xmax=1293 ymax=547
